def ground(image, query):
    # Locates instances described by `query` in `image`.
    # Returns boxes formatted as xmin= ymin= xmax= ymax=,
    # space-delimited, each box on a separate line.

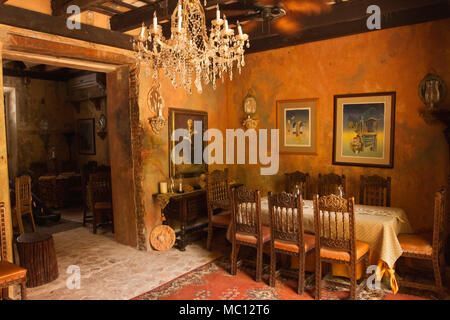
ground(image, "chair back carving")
xmin=268 ymin=192 xmax=303 ymax=247
xmin=432 ymin=188 xmax=447 ymax=254
xmin=88 ymin=171 xmax=112 ymax=205
xmin=0 ymin=203 xmax=7 ymax=261
xmin=285 ymin=171 xmax=310 ymax=200
xmin=313 ymin=194 xmax=356 ymax=258
xmin=206 ymin=169 xmax=230 ymax=216
xmin=318 ymin=173 xmax=346 ymax=197
xmin=15 ymin=175 xmax=32 ymax=216
xmin=360 ymin=175 xmax=391 ymax=207
xmin=231 ymin=186 xmax=262 ymax=237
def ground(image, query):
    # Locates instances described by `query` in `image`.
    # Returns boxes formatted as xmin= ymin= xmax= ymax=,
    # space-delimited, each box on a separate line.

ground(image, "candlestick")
xmin=216 ymin=5 xmax=220 ymax=20
xmin=178 ymin=4 xmax=182 ymax=32
xmin=224 ymin=15 xmax=228 ymax=32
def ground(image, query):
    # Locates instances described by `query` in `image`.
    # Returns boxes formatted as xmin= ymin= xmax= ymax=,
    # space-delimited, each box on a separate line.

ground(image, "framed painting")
xmin=276 ymin=99 xmax=318 ymax=154
xmin=333 ymin=92 xmax=396 ymax=168
xmin=77 ymin=118 xmax=96 ymax=155
xmin=168 ymin=108 xmax=208 ymax=178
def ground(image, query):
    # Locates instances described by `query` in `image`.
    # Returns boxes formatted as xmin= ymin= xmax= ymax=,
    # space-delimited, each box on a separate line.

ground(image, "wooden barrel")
xmin=16 ymin=232 xmax=58 ymax=288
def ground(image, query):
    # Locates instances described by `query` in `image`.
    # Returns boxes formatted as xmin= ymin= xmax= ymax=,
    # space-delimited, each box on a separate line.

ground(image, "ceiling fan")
xmin=221 ymin=0 xmax=332 ymax=37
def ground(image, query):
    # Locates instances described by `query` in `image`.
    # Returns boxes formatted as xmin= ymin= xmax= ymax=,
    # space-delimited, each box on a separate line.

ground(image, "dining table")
xmin=228 ymin=196 xmax=413 ymax=293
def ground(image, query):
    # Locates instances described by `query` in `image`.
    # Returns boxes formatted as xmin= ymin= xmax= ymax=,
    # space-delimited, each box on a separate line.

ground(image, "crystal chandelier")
xmin=133 ymin=0 xmax=250 ymax=94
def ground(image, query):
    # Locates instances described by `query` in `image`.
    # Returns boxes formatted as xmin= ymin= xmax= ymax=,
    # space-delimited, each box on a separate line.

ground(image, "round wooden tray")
xmin=150 ymin=225 xmax=176 ymax=251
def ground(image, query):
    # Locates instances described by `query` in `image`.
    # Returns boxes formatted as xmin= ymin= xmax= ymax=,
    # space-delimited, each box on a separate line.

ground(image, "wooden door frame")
xmin=0 ymin=26 xmax=147 ymax=267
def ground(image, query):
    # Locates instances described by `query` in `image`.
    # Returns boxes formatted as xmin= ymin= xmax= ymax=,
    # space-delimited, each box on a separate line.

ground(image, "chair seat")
xmin=274 ymin=233 xmax=315 ymax=253
xmin=236 ymin=226 xmax=271 ymax=244
xmin=320 ymin=241 xmax=370 ymax=262
xmin=211 ymin=211 xmax=231 ymax=227
xmin=398 ymin=233 xmax=433 ymax=256
xmin=0 ymin=261 xmax=27 ymax=284
xmin=94 ymin=202 xmax=112 ymax=210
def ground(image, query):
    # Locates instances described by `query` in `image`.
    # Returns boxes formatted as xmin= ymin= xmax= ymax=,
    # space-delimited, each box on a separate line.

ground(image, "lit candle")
xmin=237 ymin=21 xmax=243 ymax=36
xmin=153 ymin=12 xmax=157 ymax=31
xmin=139 ymin=22 xmax=148 ymax=42
xmin=178 ymin=4 xmax=182 ymax=31
xmin=216 ymin=5 xmax=220 ymax=20
xmin=224 ymin=15 xmax=228 ymax=32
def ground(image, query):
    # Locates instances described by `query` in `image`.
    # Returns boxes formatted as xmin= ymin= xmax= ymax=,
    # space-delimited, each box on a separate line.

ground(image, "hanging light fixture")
xmin=133 ymin=0 xmax=250 ymax=94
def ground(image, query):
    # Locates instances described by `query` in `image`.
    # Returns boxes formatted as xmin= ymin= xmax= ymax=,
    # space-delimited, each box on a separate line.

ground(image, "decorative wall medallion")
xmin=148 ymin=84 xmax=166 ymax=134
xmin=242 ymin=92 xmax=258 ymax=129
xmin=419 ymin=74 xmax=447 ymax=110
xmin=150 ymin=225 xmax=176 ymax=251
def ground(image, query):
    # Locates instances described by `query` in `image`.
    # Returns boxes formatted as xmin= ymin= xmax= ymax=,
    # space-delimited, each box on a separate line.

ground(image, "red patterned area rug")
xmin=133 ymin=257 xmax=429 ymax=300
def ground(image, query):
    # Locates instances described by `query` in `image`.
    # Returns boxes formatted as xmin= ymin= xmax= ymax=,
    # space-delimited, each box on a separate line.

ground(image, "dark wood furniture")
xmin=0 ymin=203 xmax=27 ymax=300
xmin=268 ymin=192 xmax=315 ymax=295
xmin=155 ymin=190 xmax=208 ymax=251
xmin=360 ymin=175 xmax=391 ymax=207
xmin=313 ymin=194 xmax=370 ymax=300
xmin=81 ymin=161 xmax=99 ymax=226
xmin=230 ymin=186 xmax=271 ymax=282
xmin=87 ymin=171 xmax=114 ymax=234
xmin=318 ymin=173 xmax=346 ymax=197
xmin=397 ymin=187 xmax=447 ymax=295
xmin=285 ymin=171 xmax=311 ymax=200
xmin=206 ymin=169 xmax=232 ymax=250
xmin=16 ymin=232 xmax=58 ymax=288
xmin=39 ymin=173 xmax=82 ymax=209
xmin=13 ymin=175 xmax=36 ymax=234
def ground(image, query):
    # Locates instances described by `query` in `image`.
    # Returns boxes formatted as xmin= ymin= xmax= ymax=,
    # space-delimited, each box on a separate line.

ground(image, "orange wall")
xmin=225 ymin=19 xmax=450 ymax=232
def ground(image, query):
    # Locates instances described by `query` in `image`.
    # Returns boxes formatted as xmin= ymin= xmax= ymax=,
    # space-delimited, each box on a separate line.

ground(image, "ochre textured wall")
xmin=225 ymin=19 xmax=450 ymax=232
xmin=139 ymin=19 xmax=450 ymax=249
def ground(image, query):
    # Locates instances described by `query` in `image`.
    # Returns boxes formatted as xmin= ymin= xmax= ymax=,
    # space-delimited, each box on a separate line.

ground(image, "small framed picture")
xmin=77 ymin=118 xmax=96 ymax=155
xmin=333 ymin=92 xmax=396 ymax=168
xmin=276 ymin=99 xmax=318 ymax=154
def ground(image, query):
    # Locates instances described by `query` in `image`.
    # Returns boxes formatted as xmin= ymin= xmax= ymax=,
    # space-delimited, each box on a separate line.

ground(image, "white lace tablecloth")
xmin=260 ymin=198 xmax=412 ymax=269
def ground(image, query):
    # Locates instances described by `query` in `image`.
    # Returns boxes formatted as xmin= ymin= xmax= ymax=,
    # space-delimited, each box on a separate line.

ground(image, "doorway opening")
xmin=2 ymin=59 xmax=114 ymax=237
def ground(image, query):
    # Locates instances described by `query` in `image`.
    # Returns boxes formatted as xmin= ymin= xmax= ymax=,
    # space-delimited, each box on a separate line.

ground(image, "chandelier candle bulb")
xmin=238 ymin=22 xmax=243 ymax=36
xmin=153 ymin=12 xmax=158 ymax=31
xmin=216 ymin=5 xmax=220 ymax=21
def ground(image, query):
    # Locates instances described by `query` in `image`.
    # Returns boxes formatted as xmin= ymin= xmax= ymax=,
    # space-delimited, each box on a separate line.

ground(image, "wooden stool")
xmin=16 ymin=233 xmax=58 ymax=288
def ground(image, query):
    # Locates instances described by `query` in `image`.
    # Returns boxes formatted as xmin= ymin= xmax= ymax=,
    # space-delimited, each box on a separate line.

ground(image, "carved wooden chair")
xmin=313 ymin=194 xmax=370 ymax=300
xmin=230 ymin=186 xmax=271 ymax=282
xmin=82 ymin=161 xmax=98 ymax=226
xmin=206 ymin=169 xmax=232 ymax=250
xmin=0 ymin=203 xmax=27 ymax=300
xmin=285 ymin=171 xmax=311 ymax=200
xmin=396 ymin=187 xmax=447 ymax=295
xmin=268 ymin=192 xmax=315 ymax=294
xmin=318 ymin=173 xmax=346 ymax=197
xmin=360 ymin=175 xmax=391 ymax=207
xmin=13 ymin=175 xmax=36 ymax=235
xmin=88 ymin=171 xmax=114 ymax=234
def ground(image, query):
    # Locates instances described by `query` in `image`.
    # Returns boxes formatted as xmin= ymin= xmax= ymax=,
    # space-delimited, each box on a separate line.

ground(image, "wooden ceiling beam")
xmin=52 ymin=0 xmax=108 ymax=16
xmin=110 ymin=0 xmax=241 ymax=32
xmin=0 ymin=4 xmax=134 ymax=51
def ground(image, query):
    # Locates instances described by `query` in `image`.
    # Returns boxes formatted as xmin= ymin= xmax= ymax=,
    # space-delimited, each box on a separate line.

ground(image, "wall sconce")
xmin=97 ymin=114 xmax=107 ymax=139
xmin=148 ymin=84 xmax=166 ymax=134
xmin=242 ymin=90 xmax=258 ymax=130
xmin=419 ymin=74 xmax=447 ymax=111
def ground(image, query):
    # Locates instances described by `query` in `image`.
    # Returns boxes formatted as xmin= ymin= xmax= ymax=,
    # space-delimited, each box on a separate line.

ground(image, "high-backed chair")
xmin=82 ymin=162 xmax=98 ymax=226
xmin=205 ymin=169 xmax=232 ymax=250
xmin=318 ymin=173 xmax=346 ymax=197
xmin=14 ymin=175 xmax=36 ymax=235
xmin=360 ymin=175 xmax=391 ymax=207
xmin=313 ymin=194 xmax=370 ymax=300
xmin=88 ymin=171 xmax=113 ymax=234
xmin=397 ymin=188 xmax=447 ymax=295
xmin=285 ymin=171 xmax=311 ymax=200
xmin=230 ymin=186 xmax=271 ymax=282
xmin=268 ymin=192 xmax=315 ymax=294
xmin=0 ymin=203 xmax=27 ymax=300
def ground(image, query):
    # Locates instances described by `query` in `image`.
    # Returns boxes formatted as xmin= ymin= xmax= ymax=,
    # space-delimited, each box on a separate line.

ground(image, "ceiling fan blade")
xmin=273 ymin=17 xmax=302 ymax=35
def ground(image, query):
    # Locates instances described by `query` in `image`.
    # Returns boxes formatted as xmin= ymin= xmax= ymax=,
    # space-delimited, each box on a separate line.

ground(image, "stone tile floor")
xmin=27 ymin=227 xmax=221 ymax=300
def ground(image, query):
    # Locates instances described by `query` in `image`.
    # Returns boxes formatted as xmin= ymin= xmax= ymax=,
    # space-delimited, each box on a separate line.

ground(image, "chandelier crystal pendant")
xmin=133 ymin=0 xmax=250 ymax=94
